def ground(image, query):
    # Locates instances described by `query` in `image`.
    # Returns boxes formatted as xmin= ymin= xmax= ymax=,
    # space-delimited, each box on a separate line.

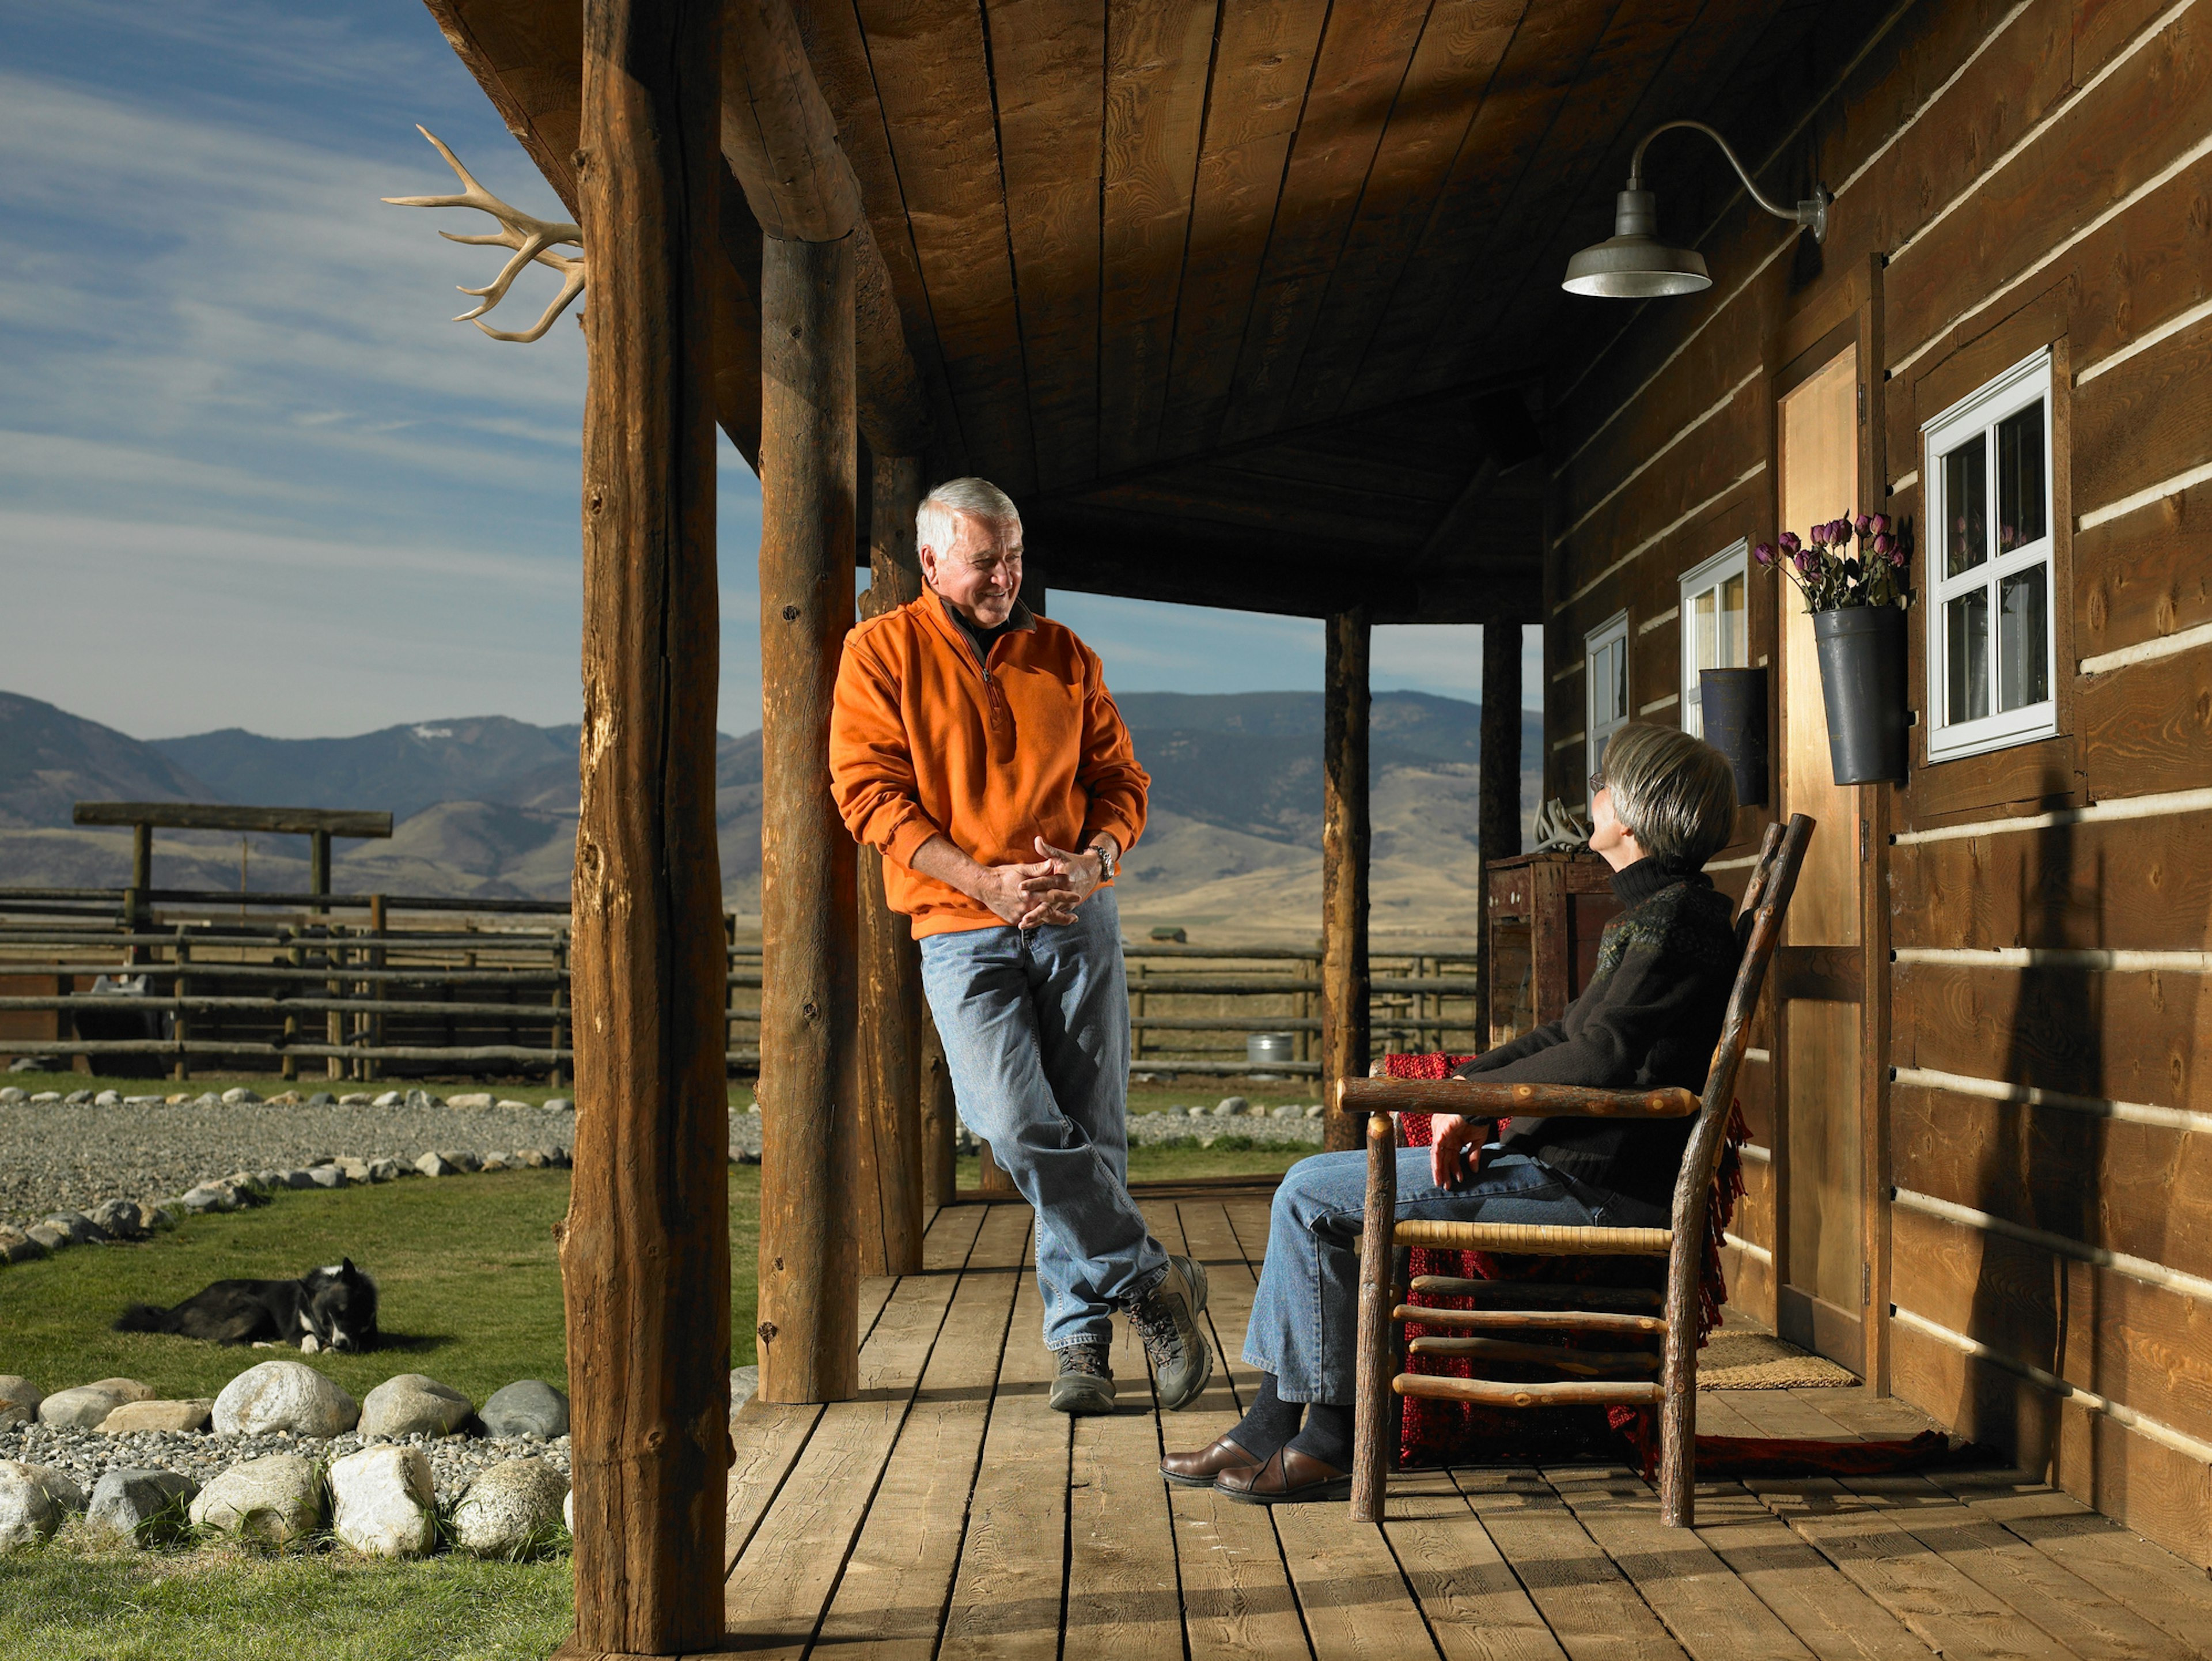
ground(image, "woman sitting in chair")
xmin=1161 ymin=721 xmax=1741 ymax=1503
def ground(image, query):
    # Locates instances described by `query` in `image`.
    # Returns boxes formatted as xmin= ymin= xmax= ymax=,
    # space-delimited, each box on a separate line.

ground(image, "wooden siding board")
xmin=1282 ymin=0 xmax=1529 ymax=426
xmin=2080 ymin=640 xmax=2212 ymax=797
xmin=1215 ymin=0 xmax=1437 ymax=445
xmin=1153 ymin=0 xmax=1334 ymax=463
xmin=854 ymin=0 xmax=1039 ymax=491
xmin=987 ymin=0 xmax=1105 ymax=493
xmin=1097 ymin=0 xmax=1219 ymax=474
xmin=1891 ymin=965 xmax=2206 ymax=1119
xmin=2074 ymin=305 xmax=2212 ymax=522
xmin=1891 ymin=817 xmax=2212 ymax=956
xmin=1884 ymin=4 xmax=2212 ymax=372
xmin=2078 ymin=477 xmax=2212 ymax=660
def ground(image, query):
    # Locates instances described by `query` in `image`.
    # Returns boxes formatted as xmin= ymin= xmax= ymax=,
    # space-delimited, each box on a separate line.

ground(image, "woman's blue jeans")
xmin=918 ymin=889 xmax=1165 ymax=1350
xmin=1243 ymin=1147 xmax=1671 ymax=1404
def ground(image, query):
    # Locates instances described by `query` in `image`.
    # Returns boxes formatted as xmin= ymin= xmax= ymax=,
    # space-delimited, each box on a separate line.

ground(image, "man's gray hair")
xmin=1599 ymin=722 xmax=1738 ymax=868
xmin=916 ymin=476 xmax=1021 ymax=557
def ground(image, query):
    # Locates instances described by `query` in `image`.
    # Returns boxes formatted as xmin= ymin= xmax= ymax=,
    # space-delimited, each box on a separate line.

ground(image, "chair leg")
xmin=1350 ymin=1112 xmax=1397 ymax=1522
xmin=1658 ymin=1272 xmax=1698 ymax=1526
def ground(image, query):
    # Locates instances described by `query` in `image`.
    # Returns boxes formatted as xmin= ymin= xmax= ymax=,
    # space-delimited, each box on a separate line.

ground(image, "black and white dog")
xmin=113 ymin=1261 xmax=380 ymax=1353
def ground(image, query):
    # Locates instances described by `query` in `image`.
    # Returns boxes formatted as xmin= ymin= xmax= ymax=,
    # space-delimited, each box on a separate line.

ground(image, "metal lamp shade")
xmin=1562 ymin=188 xmax=1711 ymax=298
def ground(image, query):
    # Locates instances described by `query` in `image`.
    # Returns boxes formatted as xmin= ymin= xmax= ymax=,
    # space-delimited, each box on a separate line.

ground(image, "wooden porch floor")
xmin=719 ymin=1195 xmax=2212 ymax=1659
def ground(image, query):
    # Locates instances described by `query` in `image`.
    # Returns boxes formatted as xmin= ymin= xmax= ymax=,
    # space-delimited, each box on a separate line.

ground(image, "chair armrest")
xmin=1338 ymin=1077 xmax=1699 ymax=1119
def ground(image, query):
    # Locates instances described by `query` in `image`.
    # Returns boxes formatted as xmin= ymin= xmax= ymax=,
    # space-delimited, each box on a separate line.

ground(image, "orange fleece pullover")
xmin=830 ymin=595 xmax=1149 ymax=937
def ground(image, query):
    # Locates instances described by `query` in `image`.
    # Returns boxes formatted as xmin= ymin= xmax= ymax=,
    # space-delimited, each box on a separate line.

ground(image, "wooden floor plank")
xmin=1451 ymin=1468 xmax=1689 ymax=1661
xmin=1154 ymin=1199 xmax=1315 ymax=1661
xmin=1544 ymin=1467 xmax=1817 ymax=1661
xmin=1379 ymin=1468 xmax=1567 ymax=1661
xmin=1749 ymin=1478 xmax=2078 ymax=1661
xmin=937 ymin=1229 xmax=1074 ymax=1660
xmin=1064 ymin=1280 xmax=1183 ymax=1661
xmin=720 ymin=1208 xmax=987 ymax=1652
xmin=1685 ymin=1484 xmax=1937 ymax=1661
xmin=1785 ymin=1389 xmax=1940 ymax=1441
xmin=1836 ymin=1473 xmax=2183 ymax=1661
xmin=1928 ymin=1469 xmax=2212 ymax=1660
xmin=1692 ymin=1392 xmax=1768 ymax=1439
xmin=806 ymin=1205 xmax=1032 ymax=1659
xmin=1223 ymin=1194 xmax=1275 ymax=1267
xmin=1718 ymin=1387 xmax=1863 ymax=1442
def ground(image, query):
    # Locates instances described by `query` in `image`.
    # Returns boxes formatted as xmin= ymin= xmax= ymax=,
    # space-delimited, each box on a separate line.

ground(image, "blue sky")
xmin=1 ymin=1 xmax=1538 ymax=741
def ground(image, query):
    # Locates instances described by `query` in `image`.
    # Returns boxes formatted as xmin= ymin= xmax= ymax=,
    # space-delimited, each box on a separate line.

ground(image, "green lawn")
xmin=0 ymin=1167 xmax=763 ymax=1403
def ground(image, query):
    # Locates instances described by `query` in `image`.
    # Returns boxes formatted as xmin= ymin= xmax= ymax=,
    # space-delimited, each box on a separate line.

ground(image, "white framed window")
xmin=1678 ymin=540 xmax=1749 ymax=737
xmin=1585 ymin=611 xmax=1629 ymax=797
xmin=1923 ymin=349 xmax=2057 ymax=762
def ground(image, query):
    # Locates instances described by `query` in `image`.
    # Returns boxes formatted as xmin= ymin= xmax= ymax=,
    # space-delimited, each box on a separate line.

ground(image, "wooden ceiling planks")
xmin=1275 ymin=0 xmax=1529 ymax=429
xmin=850 ymin=0 xmax=1038 ymax=492
xmin=1342 ymin=0 xmax=1622 ymax=410
xmin=1098 ymin=0 xmax=1220 ymax=475
xmin=986 ymin=0 xmax=1107 ymax=494
xmin=1211 ymin=0 xmax=1438 ymax=448
xmin=1150 ymin=0 xmax=1334 ymax=463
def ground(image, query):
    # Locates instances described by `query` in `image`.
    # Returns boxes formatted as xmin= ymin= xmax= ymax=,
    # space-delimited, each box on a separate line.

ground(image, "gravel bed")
xmin=0 ymin=1419 xmax=570 ymax=1509
xmin=0 ymin=1090 xmax=766 ymax=1229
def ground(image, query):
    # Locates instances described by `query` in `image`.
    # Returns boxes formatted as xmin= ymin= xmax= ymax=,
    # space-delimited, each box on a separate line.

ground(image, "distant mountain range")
xmin=0 ymin=687 xmax=1539 ymax=940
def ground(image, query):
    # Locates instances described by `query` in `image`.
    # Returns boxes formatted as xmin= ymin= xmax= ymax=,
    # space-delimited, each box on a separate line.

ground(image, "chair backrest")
xmin=1671 ymin=814 xmax=1816 ymax=1225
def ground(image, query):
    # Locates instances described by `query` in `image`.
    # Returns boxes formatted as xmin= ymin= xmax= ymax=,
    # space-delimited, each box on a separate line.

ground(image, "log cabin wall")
xmin=1543 ymin=0 xmax=2212 ymax=1565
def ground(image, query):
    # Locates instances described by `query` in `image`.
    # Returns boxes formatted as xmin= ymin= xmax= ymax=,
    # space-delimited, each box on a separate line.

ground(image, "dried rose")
xmin=1854 ymin=513 xmax=1872 ymax=537
xmin=1869 ymin=512 xmax=1890 ymax=536
xmin=1778 ymin=531 xmax=1802 ymax=554
xmin=1753 ymin=541 xmax=1777 ymax=567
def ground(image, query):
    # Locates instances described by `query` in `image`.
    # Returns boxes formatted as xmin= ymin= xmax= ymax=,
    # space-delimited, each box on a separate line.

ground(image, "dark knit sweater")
xmin=1452 ymin=857 xmax=1738 ymax=1209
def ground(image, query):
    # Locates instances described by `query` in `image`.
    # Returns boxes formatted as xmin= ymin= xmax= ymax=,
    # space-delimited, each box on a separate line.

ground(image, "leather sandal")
xmin=1159 ymin=1435 xmax=1264 ymax=1489
xmin=1214 ymin=1444 xmax=1352 ymax=1505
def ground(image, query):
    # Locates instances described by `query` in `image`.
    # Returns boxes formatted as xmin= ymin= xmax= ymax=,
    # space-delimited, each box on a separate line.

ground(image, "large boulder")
xmin=190 ymin=1454 xmax=321 ymax=1546
xmin=359 ymin=1375 xmax=472 ymax=1439
xmin=87 ymin=1199 xmax=154 ymax=1240
xmin=329 ymin=1445 xmax=436 ymax=1558
xmin=0 ymin=1225 xmax=46 ymax=1265
xmin=451 ymin=1457 xmax=569 ymax=1558
xmin=0 ymin=1462 xmax=74 ymax=1550
xmin=87 ymin=1468 xmax=197 ymax=1545
xmin=40 ymin=1211 xmax=109 ymax=1246
xmin=39 ymin=1378 xmax=155 ymax=1429
xmin=0 ymin=1377 xmax=41 ymax=1427
xmin=99 ymin=1399 xmax=213 ymax=1435
xmin=480 ymin=1379 xmax=569 ymax=1440
xmin=213 ymin=1361 xmax=358 ymax=1437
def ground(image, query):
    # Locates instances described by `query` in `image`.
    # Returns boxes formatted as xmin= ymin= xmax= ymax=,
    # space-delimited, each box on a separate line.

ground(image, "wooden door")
xmin=1775 ymin=346 xmax=1867 ymax=1371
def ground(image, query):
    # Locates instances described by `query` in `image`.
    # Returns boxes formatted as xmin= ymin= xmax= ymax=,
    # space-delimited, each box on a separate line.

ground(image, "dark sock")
xmin=1287 ymin=1401 xmax=1352 ymax=1471
xmin=1228 ymin=1374 xmax=1302 ymax=1459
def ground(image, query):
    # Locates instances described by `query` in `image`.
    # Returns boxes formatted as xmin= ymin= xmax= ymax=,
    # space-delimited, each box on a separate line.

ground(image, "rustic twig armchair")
xmin=1337 ymin=814 xmax=1813 ymax=1527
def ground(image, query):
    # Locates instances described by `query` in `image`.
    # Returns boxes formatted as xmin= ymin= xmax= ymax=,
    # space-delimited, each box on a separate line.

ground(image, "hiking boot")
xmin=1048 ymin=1340 xmax=1116 ymax=1416
xmin=1130 ymin=1253 xmax=1213 ymax=1411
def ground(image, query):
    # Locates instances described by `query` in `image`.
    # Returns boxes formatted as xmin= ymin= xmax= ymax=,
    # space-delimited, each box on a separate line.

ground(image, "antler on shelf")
xmin=383 ymin=126 xmax=584 ymax=343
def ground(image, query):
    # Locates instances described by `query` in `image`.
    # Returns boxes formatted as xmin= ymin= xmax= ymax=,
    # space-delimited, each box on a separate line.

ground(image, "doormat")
xmin=1698 ymin=1330 xmax=1858 ymax=1390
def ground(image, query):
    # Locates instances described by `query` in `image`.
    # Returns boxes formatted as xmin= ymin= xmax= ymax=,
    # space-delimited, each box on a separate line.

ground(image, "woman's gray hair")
xmin=916 ymin=476 xmax=1021 ymax=557
xmin=1598 ymin=722 xmax=1738 ymax=867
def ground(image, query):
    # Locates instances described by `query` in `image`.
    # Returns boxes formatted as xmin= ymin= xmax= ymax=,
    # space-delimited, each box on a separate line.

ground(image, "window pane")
xmin=1997 ymin=400 xmax=2046 ymax=553
xmin=1947 ymin=588 xmax=1990 ymax=723
xmin=1999 ymin=565 xmax=2049 ymax=711
xmin=1609 ymin=641 xmax=1627 ymax=721
xmin=1944 ymin=433 xmax=1987 ymax=577
xmin=1692 ymin=588 xmax=1717 ymax=672
xmin=1720 ymin=574 xmax=1746 ymax=666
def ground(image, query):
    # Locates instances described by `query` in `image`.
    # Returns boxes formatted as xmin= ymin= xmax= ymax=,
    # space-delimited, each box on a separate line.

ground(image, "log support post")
xmin=560 ymin=0 xmax=730 ymax=1651
xmin=1477 ymin=620 xmax=1521 ymax=1049
xmin=919 ymin=1005 xmax=958 ymax=1210
xmin=1351 ymin=1109 xmax=1397 ymax=1520
xmin=1322 ymin=606 xmax=1371 ymax=1152
xmin=853 ymin=449 xmax=927 ymax=1271
xmin=756 ymin=228 xmax=861 ymax=1404
xmin=309 ymin=829 xmax=331 ymax=915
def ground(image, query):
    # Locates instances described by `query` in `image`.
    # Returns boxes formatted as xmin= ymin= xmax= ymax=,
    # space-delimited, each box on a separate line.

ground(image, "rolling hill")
xmin=0 ymin=688 xmax=1539 ymax=940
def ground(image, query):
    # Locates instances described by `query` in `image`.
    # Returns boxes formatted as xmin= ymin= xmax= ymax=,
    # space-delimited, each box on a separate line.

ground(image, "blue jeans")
xmin=918 ymin=888 xmax=1165 ymax=1349
xmin=1243 ymin=1148 xmax=1672 ymax=1404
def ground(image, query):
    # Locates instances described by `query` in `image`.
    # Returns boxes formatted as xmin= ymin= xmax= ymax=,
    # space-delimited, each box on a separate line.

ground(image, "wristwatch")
xmin=1088 ymin=837 xmax=1119 ymax=882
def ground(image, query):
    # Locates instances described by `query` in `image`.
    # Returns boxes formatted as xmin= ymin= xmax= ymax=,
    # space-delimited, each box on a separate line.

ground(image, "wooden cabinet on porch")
xmin=1483 ymin=850 xmax=1620 ymax=1049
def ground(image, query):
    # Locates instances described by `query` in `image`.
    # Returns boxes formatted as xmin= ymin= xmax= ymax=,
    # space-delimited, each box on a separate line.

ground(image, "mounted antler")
xmin=384 ymin=127 xmax=584 ymax=343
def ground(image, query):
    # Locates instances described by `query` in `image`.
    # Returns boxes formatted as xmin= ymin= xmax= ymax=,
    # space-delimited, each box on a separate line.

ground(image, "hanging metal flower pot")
xmin=1756 ymin=512 xmax=1914 ymax=788
xmin=1811 ymin=604 xmax=1908 ymax=784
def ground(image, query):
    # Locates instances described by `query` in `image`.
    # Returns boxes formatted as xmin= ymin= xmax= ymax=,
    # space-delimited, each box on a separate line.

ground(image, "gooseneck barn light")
xmin=1563 ymin=120 xmax=1831 ymax=299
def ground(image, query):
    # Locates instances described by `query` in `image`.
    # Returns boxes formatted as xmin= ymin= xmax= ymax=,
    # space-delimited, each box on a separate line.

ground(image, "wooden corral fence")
xmin=0 ymin=889 xmax=1486 ymax=1080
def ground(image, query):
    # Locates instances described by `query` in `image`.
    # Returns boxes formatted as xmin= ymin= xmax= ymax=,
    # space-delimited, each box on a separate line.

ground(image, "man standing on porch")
xmin=830 ymin=476 xmax=1214 ymax=1414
